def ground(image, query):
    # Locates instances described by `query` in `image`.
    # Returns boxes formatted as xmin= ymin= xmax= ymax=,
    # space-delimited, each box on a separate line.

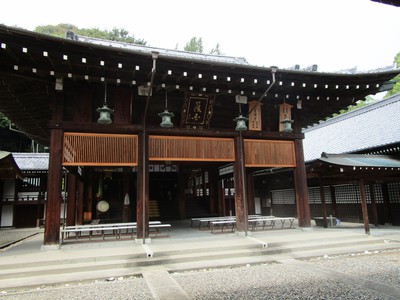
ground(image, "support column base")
xmin=135 ymin=238 xmax=152 ymax=244
xmin=41 ymin=244 xmax=60 ymax=251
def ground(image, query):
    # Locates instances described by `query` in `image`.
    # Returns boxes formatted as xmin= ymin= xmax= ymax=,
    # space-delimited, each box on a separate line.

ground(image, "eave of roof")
xmin=319 ymin=152 xmax=400 ymax=168
xmin=0 ymin=151 xmax=24 ymax=179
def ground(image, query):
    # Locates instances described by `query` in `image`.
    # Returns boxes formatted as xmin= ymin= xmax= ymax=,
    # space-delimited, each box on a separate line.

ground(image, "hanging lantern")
xmin=159 ymin=90 xmax=174 ymax=127
xmin=233 ymin=102 xmax=248 ymax=131
xmin=281 ymin=115 xmax=294 ymax=132
xmin=159 ymin=110 xmax=174 ymax=127
xmin=234 ymin=114 xmax=248 ymax=131
xmin=97 ymin=82 xmax=114 ymax=124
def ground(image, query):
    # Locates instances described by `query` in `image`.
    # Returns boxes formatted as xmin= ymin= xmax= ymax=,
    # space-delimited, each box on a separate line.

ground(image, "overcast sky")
xmin=1 ymin=0 xmax=400 ymax=72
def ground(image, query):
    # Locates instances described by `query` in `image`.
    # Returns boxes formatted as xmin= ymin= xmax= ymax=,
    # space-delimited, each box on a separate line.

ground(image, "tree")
xmin=385 ymin=51 xmax=400 ymax=98
xmin=184 ymin=37 xmax=204 ymax=53
xmin=0 ymin=112 xmax=10 ymax=128
xmin=35 ymin=24 xmax=146 ymax=45
xmin=210 ymin=43 xmax=223 ymax=55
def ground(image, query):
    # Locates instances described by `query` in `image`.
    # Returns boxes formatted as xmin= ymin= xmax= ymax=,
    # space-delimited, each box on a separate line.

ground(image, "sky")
xmin=1 ymin=0 xmax=400 ymax=72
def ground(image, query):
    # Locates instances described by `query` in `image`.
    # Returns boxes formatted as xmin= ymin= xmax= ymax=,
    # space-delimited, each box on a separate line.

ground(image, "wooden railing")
xmin=244 ymin=139 xmax=296 ymax=167
xmin=63 ymin=132 xmax=138 ymax=166
xmin=149 ymin=135 xmax=235 ymax=162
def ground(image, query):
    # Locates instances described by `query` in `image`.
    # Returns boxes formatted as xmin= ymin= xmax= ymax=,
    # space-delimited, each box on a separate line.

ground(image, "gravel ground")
xmin=1 ymin=249 xmax=399 ymax=300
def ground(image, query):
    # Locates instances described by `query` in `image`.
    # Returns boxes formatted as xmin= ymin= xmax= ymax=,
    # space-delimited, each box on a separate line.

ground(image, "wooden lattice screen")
xmin=149 ymin=136 xmax=235 ymax=162
xmin=244 ymin=139 xmax=296 ymax=167
xmin=63 ymin=132 xmax=138 ymax=166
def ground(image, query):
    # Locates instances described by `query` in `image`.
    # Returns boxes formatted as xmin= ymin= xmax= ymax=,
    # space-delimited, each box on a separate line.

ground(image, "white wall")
xmin=1 ymin=205 xmax=13 ymax=227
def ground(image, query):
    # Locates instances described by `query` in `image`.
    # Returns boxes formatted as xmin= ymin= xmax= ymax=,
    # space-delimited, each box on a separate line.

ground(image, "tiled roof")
xmin=318 ymin=153 xmax=400 ymax=168
xmin=73 ymin=34 xmax=249 ymax=66
xmin=13 ymin=153 xmax=49 ymax=171
xmin=303 ymin=93 xmax=400 ymax=162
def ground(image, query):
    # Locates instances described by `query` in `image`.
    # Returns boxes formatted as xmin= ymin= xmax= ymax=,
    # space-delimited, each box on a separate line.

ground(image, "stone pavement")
xmin=0 ymin=222 xmax=400 ymax=299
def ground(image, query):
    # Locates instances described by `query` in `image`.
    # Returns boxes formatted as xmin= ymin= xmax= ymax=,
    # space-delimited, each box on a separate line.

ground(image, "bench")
xmin=248 ymin=216 xmax=276 ymax=230
xmin=61 ymin=221 xmax=163 ymax=242
xmin=271 ymin=217 xmax=296 ymax=229
xmin=210 ymin=220 xmax=236 ymax=233
xmin=149 ymin=223 xmax=171 ymax=237
xmin=191 ymin=215 xmax=261 ymax=229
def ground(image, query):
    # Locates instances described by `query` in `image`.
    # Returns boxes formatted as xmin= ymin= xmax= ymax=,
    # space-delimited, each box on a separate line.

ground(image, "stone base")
xmin=135 ymin=238 xmax=152 ymax=244
xmin=40 ymin=244 xmax=60 ymax=251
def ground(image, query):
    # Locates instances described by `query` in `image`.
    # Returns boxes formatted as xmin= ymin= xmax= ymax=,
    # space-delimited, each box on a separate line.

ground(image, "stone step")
xmin=0 ymin=235 xmax=392 ymax=279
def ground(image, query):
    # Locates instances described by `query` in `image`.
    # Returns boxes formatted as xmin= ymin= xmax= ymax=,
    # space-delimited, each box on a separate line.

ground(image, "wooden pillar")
xmin=358 ymin=179 xmax=370 ymax=235
xmin=136 ymin=132 xmax=149 ymax=240
xmin=84 ymin=170 xmax=94 ymax=222
xmin=208 ymin=168 xmax=218 ymax=214
xmin=177 ymin=172 xmax=185 ymax=219
xmin=76 ymin=178 xmax=84 ymax=225
xmin=66 ymin=173 xmax=77 ymax=226
xmin=381 ymin=183 xmax=392 ymax=225
xmin=330 ymin=185 xmax=337 ymax=217
xmin=319 ymin=177 xmax=328 ymax=228
xmin=218 ymin=178 xmax=224 ymax=216
xmin=122 ymin=168 xmax=131 ymax=222
xmin=293 ymin=139 xmax=311 ymax=227
xmin=369 ymin=184 xmax=379 ymax=227
xmin=246 ymin=171 xmax=255 ymax=215
xmin=233 ymin=134 xmax=248 ymax=233
xmin=44 ymin=128 xmax=63 ymax=245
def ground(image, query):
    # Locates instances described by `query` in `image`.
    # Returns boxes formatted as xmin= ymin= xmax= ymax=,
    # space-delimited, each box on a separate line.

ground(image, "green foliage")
xmin=331 ymin=96 xmax=375 ymax=118
xmin=184 ymin=37 xmax=204 ymax=53
xmin=210 ymin=43 xmax=223 ymax=55
xmin=184 ymin=37 xmax=223 ymax=55
xmin=35 ymin=24 xmax=146 ymax=45
xmin=0 ymin=112 xmax=10 ymax=128
xmin=384 ymin=51 xmax=400 ymax=98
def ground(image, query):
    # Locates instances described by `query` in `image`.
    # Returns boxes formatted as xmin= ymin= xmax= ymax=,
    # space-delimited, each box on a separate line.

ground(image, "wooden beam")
xmin=358 ymin=179 xmax=370 ymax=235
xmin=293 ymin=139 xmax=311 ymax=227
xmin=369 ymin=184 xmax=379 ymax=227
xmin=44 ymin=128 xmax=63 ymax=245
xmin=234 ymin=134 xmax=248 ymax=233
xmin=66 ymin=173 xmax=77 ymax=226
xmin=136 ymin=132 xmax=149 ymax=240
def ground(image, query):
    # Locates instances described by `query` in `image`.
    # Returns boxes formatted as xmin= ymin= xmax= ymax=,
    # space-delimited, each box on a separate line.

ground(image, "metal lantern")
xmin=159 ymin=90 xmax=174 ymax=127
xmin=234 ymin=114 xmax=248 ymax=131
xmin=159 ymin=109 xmax=174 ymax=128
xmin=281 ymin=117 xmax=294 ymax=132
xmin=97 ymin=82 xmax=114 ymax=124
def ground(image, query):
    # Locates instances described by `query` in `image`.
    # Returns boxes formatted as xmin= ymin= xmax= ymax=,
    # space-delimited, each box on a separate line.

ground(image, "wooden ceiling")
xmin=0 ymin=25 xmax=399 ymax=146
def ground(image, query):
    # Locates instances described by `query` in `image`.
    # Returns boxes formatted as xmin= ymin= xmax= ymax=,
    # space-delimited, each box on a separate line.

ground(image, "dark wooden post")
xmin=76 ymin=178 xmax=84 ymax=225
xmin=246 ymin=171 xmax=255 ymax=215
xmin=66 ymin=173 xmax=77 ymax=226
xmin=358 ymin=179 xmax=370 ymax=235
xmin=122 ymin=168 xmax=131 ymax=222
xmin=234 ymin=134 xmax=248 ymax=233
xmin=218 ymin=178 xmax=224 ymax=216
xmin=319 ymin=177 xmax=328 ymax=228
xmin=85 ymin=169 xmax=94 ymax=222
xmin=330 ymin=185 xmax=337 ymax=217
xmin=369 ymin=184 xmax=379 ymax=227
xmin=381 ymin=183 xmax=392 ymax=225
xmin=44 ymin=128 xmax=63 ymax=245
xmin=208 ymin=168 xmax=218 ymax=214
xmin=293 ymin=139 xmax=311 ymax=227
xmin=136 ymin=132 xmax=149 ymax=240
xmin=177 ymin=172 xmax=185 ymax=219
